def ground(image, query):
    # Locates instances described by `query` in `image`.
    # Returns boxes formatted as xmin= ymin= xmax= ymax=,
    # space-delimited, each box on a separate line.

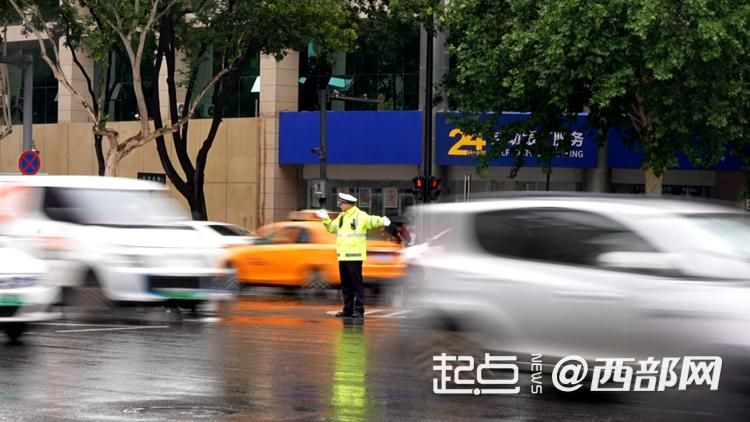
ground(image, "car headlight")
xmin=156 ymin=255 xmax=210 ymax=268
xmin=108 ymin=254 xmax=146 ymax=268
xmin=0 ymin=276 xmax=37 ymax=289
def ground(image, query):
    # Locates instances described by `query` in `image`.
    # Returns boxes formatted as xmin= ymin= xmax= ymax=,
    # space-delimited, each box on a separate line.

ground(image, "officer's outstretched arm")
xmin=323 ymin=215 xmax=339 ymax=233
xmin=362 ymin=212 xmax=388 ymax=230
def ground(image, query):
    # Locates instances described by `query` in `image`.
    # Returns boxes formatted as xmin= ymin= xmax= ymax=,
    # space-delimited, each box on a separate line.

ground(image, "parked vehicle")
xmin=176 ymin=221 xmax=257 ymax=248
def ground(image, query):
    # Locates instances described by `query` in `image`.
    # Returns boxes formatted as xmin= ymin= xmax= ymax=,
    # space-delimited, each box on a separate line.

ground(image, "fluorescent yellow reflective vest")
xmin=323 ymin=206 xmax=386 ymax=261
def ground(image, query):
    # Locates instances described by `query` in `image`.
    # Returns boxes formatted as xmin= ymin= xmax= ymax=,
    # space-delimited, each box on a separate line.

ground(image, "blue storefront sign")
xmin=279 ymin=110 xmax=743 ymax=171
xmin=607 ymin=130 xmax=743 ymax=170
xmin=436 ymin=112 xmax=598 ymax=168
xmin=279 ymin=111 xmax=422 ymax=164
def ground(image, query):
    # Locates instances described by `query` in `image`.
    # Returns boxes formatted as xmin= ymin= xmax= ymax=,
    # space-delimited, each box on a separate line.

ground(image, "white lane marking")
xmin=325 ymin=309 xmax=411 ymax=318
xmin=199 ymin=317 xmax=220 ymax=323
xmin=37 ymin=323 xmax=133 ymax=327
xmin=56 ymin=326 xmax=169 ymax=333
xmin=374 ymin=310 xmax=411 ymax=318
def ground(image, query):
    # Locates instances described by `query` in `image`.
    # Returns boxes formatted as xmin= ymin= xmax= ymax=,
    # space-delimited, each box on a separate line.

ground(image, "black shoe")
xmin=351 ymin=311 xmax=364 ymax=318
xmin=335 ymin=311 xmax=352 ymax=318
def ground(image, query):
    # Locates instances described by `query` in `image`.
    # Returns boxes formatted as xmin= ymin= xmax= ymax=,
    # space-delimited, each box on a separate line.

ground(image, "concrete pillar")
xmin=259 ymin=51 xmax=300 ymax=224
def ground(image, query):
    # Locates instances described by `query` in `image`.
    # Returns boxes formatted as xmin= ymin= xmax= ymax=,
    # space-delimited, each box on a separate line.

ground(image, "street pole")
xmin=422 ymin=23 xmax=434 ymax=204
xmin=22 ymin=55 xmax=33 ymax=151
xmin=319 ymin=88 xmax=328 ymax=209
xmin=314 ymin=89 xmax=379 ymax=209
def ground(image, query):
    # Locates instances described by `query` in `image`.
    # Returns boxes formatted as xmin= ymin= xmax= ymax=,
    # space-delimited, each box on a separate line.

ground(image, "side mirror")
xmin=596 ymin=252 xmax=684 ymax=277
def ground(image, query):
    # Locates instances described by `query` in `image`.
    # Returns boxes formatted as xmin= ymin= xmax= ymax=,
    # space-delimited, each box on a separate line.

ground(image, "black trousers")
xmin=339 ymin=260 xmax=365 ymax=314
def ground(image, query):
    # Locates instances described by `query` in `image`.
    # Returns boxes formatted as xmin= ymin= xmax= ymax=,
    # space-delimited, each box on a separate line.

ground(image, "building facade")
xmin=1 ymin=18 xmax=746 ymax=233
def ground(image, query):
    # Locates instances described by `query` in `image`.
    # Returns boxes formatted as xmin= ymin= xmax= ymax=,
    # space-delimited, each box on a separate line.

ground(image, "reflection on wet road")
xmin=0 ymin=295 xmax=728 ymax=421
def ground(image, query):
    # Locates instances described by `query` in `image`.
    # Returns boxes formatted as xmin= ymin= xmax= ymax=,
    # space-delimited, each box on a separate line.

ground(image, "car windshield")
xmin=637 ymin=213 xmax=750 ymax=258
xmin=686 ymin=214 xmax=750 ymax=257
xmin=59 ymin=188 xmax=189 ymax=226
xmin=210 ymin=224 xmax=250 ymax=236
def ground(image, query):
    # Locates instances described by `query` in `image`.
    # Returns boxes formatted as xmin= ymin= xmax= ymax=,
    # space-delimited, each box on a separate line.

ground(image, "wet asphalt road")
xmin=0 ymin=291 xmax=736 ymax=421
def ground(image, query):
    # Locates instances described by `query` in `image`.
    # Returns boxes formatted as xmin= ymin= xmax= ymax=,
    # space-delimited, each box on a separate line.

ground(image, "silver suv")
xmin=407 ymin=194 xmax=750 ymax=362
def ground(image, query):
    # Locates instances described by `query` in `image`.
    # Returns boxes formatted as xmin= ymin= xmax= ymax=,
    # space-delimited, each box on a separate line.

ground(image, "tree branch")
xmin=71 ymin=48 xmax=98 ymax=113
xmin=9 ymin=0 xmax=99 ymax=124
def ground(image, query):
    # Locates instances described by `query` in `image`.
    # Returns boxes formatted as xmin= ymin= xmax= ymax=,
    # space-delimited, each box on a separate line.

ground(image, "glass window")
xmin=298 ymin=23 xmax=420 ymax=111
xmin=42 ymin=187 xmax=80 ymax=224
xmin=474 ymin=208 xmax=656 ymax=266
xmin=92 ymin=49 xmax=155 ymax=122
xmin=47 ymin=187 xmax=188 ymax=226
xmin=191 ymin=49 xmax=259 ymax=119
xmin=686 ymin=214 xmax=750 ymax=257
xmin=210 ymin=224 xmax=250 ymax=237
xmin=5 ymin=40 xmax=58 ymax=124
xmin=297 ymin=228 xmax=311 ymax=244
xmin=272 ymin=227 xmax=300 ymax=244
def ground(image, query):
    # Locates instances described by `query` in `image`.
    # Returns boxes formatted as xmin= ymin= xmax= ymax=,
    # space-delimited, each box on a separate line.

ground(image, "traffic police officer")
xmin=317 ymin=192 xmax=391 ymax=318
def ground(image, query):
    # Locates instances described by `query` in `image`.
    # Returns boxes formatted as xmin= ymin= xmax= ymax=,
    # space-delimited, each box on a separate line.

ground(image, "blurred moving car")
xmin=0 ymin=176 xmax=234 ymax=314
xmin=176 ymin=221 xmax=257 ymax=248
xmin=407 ymin=193 xmax=750 ymax=362
xmin=0 ymin=239 xmax=60 ymax=340
xmin=224 ymin=219 xmax=405 ymax=291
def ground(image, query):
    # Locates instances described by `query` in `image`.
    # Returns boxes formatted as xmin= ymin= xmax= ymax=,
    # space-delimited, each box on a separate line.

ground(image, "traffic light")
xmin=428 ymin=176 xmax=442 ymax=201
xmin=412 ymin=176 xmax=425 ymax=201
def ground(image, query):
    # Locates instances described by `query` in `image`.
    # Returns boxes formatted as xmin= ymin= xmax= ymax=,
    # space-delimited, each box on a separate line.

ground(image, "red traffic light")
xmin=430 ymin=177 xmax=441 ymax=189
xmin=413 ymin=176 xmax=424 ymax=188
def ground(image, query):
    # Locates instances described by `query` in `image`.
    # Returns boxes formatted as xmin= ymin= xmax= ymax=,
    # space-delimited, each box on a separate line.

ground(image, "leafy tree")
xmin=150 ymin=0 xmax=355 ymax=219
xmin=444 ymin=0 xmax=750 ymax=195
xmin=9 ymin=0 xmax=224 ymax=176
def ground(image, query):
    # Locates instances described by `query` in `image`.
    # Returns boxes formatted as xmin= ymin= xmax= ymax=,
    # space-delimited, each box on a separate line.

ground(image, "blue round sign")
xmin=18 ymin=150 xmax=41 ymax=175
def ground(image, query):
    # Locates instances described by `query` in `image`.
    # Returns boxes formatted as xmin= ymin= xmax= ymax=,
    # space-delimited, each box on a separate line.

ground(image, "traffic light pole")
xmin=422 ymin=23 xmax=434 ymax=204
xmin=318 ymin=89 xmax=328 ymax=209
xmin=316 ymin=87 xmax=380 ymax=209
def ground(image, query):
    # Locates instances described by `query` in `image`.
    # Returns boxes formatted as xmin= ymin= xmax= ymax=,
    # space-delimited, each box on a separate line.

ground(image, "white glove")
xmin=383 ymin=216 xmax=391 ymax=227
xmin=316 ymin=209 xmax=329 ymax=220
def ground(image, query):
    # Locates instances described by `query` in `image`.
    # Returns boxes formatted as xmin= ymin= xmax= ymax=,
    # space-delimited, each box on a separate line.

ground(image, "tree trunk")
xmin=190 ymin=186 xmax=207 ymax=221
xmin=94 ymin=134 xmax=105 ymax=176
xmin=104 ymin=148 xmax=121 ymax=177
xmin=644 ymin=168 xmax=663 ymax=196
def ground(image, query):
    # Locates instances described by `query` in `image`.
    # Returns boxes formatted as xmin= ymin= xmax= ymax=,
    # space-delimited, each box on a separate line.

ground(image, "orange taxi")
xmin=224 ymin=212 xmax=405 ymax=290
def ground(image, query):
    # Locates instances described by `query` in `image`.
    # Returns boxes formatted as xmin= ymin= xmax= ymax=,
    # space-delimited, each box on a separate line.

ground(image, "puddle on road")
xmin=124 ymin=405 xmax=237 ymax=418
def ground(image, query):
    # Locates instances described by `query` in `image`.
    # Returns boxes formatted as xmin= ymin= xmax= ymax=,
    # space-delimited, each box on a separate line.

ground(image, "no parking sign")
xmin=18 ymin=150 xmax=40 ymax=175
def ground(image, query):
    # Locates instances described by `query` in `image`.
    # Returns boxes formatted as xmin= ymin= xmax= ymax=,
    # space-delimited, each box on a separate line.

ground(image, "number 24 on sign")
xmin=448 ymin=129 xmax=487 ymax=156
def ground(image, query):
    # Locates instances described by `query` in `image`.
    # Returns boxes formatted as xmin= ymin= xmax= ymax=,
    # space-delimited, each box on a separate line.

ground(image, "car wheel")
xmin=67 ymin=271 xmax=112 ymax=319
xmin=412 ymin=318 xmax=486 ymax=383
xmin=5 ymin=323 xmax=26 ymax=342
xmin=301 ymin=269 xmax=330 ymax=295
xmin=223 ymin=263 xmax=242 ymax=294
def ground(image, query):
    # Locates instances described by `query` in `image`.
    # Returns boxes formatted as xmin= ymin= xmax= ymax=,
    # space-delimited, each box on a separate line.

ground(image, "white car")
xmin=0 ymin=176 xmax=234 ymax=314
xmin=407 ymin=194 xmax=750 ymax=364
xmin=0 ymin=240 xmax=60 ymax=340
xmin=176 ymin=221 xmax=257 ymax=248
